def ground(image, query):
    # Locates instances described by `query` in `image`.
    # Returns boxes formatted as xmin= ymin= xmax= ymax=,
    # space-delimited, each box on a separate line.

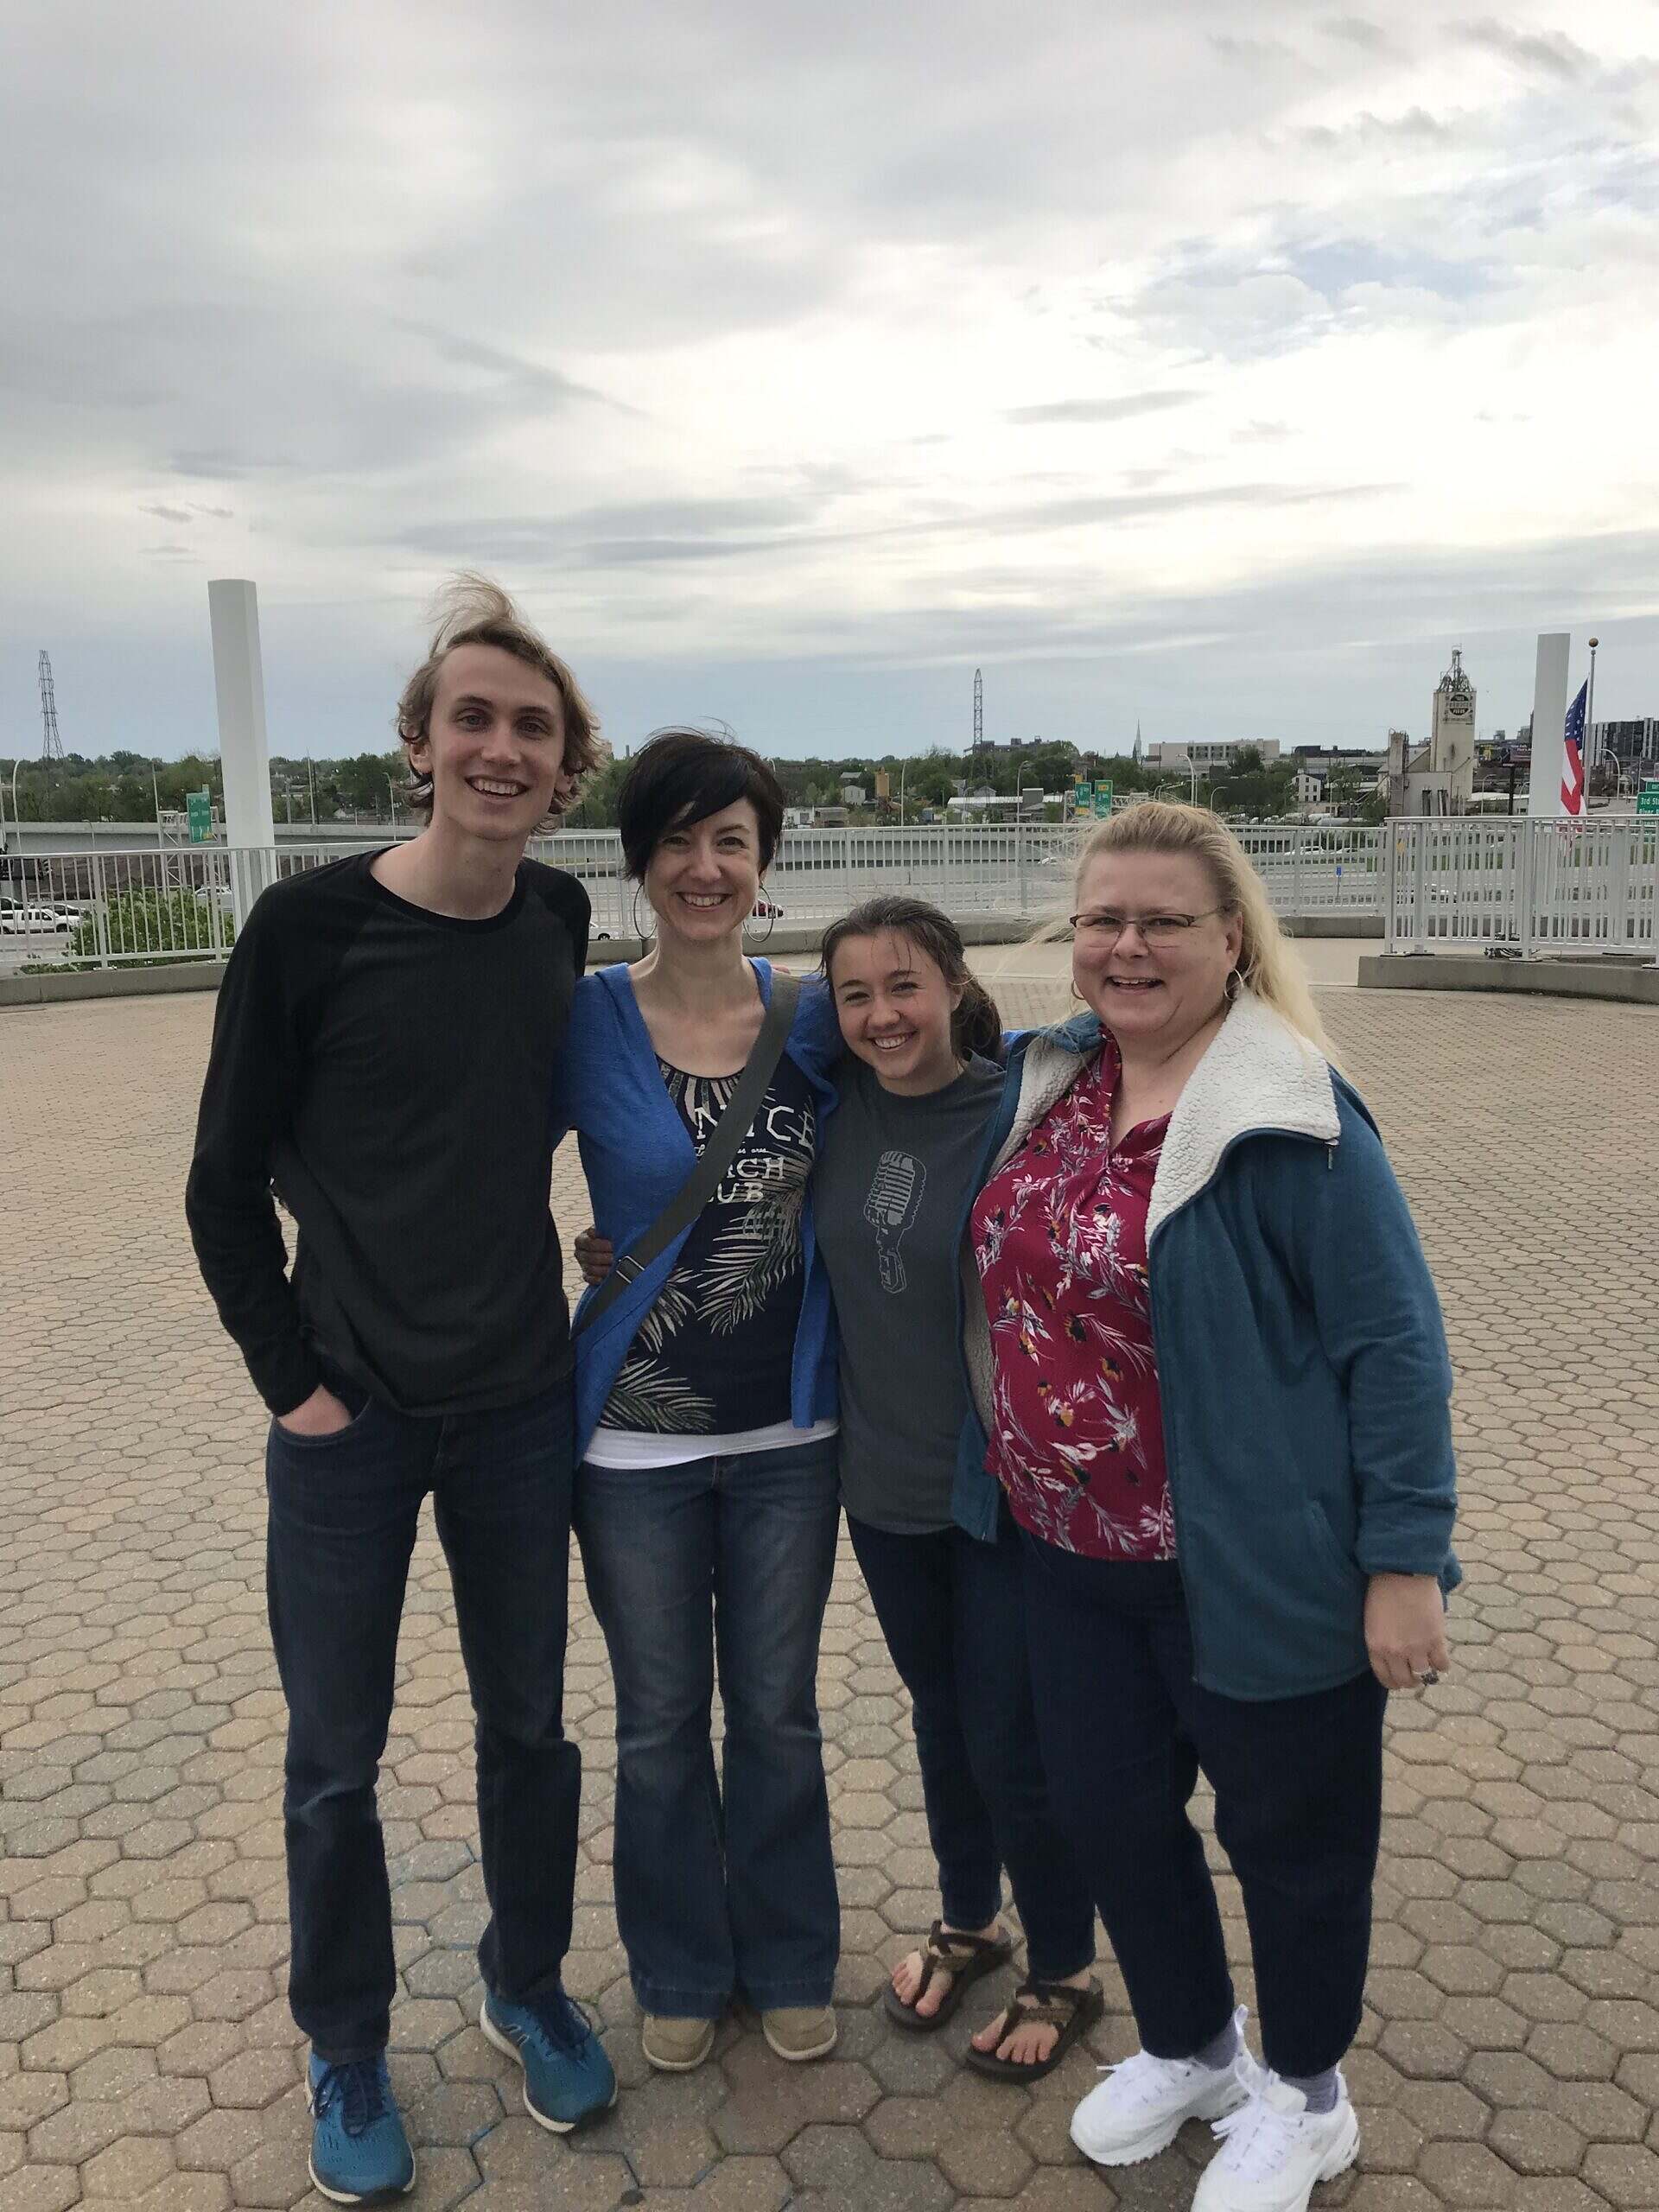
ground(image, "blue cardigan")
xmin=955 ymin=995 xmax=1461 ymax=1700
xmin=550 ymin=960 xmax=843 ymax=1457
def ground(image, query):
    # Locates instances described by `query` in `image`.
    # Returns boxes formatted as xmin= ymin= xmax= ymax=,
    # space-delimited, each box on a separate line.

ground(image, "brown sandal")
xmin=882 ymin=1921 xmax=1014 ymax=2033
xmin=963 ymin=1975 xmax=1104 ymax=2081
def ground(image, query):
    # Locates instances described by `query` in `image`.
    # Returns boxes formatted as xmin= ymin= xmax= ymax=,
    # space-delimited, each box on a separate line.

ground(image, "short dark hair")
xmin=617 ymin=728 xmax=785 ymax=880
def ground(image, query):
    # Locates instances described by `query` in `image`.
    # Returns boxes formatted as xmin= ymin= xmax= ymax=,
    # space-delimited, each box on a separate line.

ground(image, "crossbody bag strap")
xmin=573 ymin=967 xmax=803 ymax=1338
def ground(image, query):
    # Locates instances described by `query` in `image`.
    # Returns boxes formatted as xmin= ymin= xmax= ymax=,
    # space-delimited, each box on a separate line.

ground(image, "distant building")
xmin=1145 ymin=740 xmax=1281 ymax=779
xmin=1389 ymin=650 xmax=1478 ymax=816
xmin=1292 ymin=753 xmax=1387 ymax=810
xmin=1300 ymin=752 xmax=1389 ymax=804
xmin=1594 ymin=717 xmax=1659 ymax=768
xmin=944 ymin=787 xmax=1048 ymax=817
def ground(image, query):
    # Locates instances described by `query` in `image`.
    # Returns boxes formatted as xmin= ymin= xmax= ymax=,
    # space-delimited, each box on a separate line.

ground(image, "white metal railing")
xmin=12 ymin=822 xmax=1651 ymax=976
xmin=1382 ymin=817 xmax=1659 ymax=957
xmin=3 ymin=825 xmax=1392 ymax=973
xmin=0 ymin=847 xmax=243 ymax=967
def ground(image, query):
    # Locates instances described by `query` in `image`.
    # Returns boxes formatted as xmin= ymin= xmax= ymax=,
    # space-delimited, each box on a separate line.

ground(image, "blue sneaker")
xmin=305 ymin=2052 xmax=415 ymax=2204
xmin=480 ymin=1988 xmax=617 ymax=2133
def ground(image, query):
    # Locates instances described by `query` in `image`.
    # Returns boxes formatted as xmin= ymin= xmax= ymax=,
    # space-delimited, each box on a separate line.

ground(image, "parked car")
xmin=0 ymin=903 xmax=75 ymax=934
xmin=752 ymin=893 xmax=785 ymax=920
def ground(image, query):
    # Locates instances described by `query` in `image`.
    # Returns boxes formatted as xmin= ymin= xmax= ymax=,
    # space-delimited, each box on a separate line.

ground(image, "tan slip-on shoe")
xmin=761 ymin=2005 xmax=838 ymax=2063
xmin=641 ymin=2014 xmax=716 ymax=2072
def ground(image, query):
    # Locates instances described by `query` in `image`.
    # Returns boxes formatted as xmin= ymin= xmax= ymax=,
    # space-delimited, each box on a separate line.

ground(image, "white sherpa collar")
xmin=1145 ymin=990 xmax=1338 ymax=1243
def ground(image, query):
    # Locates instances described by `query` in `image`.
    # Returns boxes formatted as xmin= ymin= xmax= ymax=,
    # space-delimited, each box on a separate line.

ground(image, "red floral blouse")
xmin=971 ymin=1041 xmax=1174 ymax=1560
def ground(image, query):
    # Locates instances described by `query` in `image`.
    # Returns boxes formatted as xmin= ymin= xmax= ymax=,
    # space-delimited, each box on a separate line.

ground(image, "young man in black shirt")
xmin=187 ymin=579 xmax=615 ymax=2203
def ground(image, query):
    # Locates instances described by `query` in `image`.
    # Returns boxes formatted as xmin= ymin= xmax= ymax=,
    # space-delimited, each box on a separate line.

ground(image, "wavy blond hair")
xmin=1071 ymin=801 xmax=1332 ymax=1055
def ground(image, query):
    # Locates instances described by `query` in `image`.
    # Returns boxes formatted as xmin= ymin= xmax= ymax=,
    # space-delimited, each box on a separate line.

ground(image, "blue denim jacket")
xmin=954 ymin=995 xmax=1461 ymax=1700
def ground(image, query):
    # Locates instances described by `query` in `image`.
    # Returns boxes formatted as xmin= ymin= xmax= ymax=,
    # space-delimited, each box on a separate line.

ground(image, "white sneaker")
xmin=1069 ymin=2006 xmax=1260 ymax=2168
xmin=1192 ymin=2069 xmax=1360 ymax=2212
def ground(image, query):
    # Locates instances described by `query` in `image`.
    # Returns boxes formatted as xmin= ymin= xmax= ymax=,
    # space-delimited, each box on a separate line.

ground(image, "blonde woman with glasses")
xmin=961 ymin=803 xmax=1459 ymax=2212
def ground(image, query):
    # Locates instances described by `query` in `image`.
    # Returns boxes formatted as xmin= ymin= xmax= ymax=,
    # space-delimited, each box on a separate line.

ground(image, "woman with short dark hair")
xmin=551 ymin=729 xmax=843 ymax=2075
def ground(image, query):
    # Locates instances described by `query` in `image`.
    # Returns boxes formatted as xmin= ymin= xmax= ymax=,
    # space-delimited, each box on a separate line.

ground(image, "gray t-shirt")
xmin=815 ymin=1054 xmax=1004 ymax=1533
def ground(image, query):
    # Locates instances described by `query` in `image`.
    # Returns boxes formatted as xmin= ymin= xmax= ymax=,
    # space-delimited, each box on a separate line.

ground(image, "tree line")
xmin=2 ymin=740 xmax=1367 ymax=828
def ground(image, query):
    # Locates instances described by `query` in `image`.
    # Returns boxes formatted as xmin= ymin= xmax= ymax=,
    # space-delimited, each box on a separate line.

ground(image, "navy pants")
xmin=574 ymin=1438 xmax=841 ymax=2018
xmin=1020 ymin=1537 xmax=1386 ymax=2079
xmin=849 ymin=1513 xmax=1095 ymax=1982
xmin=265 ymin=1374 xmax=581 ymax=2061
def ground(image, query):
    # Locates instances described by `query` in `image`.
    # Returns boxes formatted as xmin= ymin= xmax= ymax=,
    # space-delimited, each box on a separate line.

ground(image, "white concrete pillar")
xmin=208 ymin=579 xmax=276 ymax=924
xmin=1527 ymin=632 xmax=1571 ymax=820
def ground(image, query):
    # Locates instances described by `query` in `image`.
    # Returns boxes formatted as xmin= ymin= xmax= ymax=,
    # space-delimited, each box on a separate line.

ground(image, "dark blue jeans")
xmin=1020 ymin=1536 xmax=1387 ymax=2080
xmin=849 ymin=1513 xmax=1095 ymax=1982
xmin=265 ymin=1374 xmax=580 ymax=2061
xmin=573 ymin=1438 xmax=840 ymax=2017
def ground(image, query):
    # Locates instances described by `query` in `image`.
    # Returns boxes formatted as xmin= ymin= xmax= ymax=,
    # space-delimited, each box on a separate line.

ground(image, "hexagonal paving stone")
xmin=5 ymin=985 xmax=1659 ymax=2212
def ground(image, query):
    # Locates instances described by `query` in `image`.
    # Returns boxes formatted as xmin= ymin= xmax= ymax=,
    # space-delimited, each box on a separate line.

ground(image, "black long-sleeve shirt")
xmin=186 ymin=852 xmax=589 ymax=1418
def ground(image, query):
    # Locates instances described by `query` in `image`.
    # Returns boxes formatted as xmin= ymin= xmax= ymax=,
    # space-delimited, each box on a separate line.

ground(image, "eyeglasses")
xmin=1067 ymin=906 xmax=1229 ymax=944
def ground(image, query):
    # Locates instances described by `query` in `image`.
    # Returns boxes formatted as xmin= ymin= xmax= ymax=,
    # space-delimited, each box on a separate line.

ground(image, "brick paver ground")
xmin=3 ymin=976 xmax=1657 ymax=2210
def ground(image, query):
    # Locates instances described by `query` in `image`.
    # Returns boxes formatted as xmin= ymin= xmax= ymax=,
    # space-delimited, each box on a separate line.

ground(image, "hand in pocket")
xmin=276 ymin=1383 xmax=357 ymax=1439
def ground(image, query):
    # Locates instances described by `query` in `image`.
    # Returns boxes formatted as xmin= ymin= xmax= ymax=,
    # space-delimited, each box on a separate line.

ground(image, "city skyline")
xmin=4 ymin=1 xmax=1657 ymax=763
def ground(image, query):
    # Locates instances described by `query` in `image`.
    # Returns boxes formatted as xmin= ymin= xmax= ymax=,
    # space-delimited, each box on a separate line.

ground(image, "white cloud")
xmin=3 ymin=0 xmax=1657 ymax=760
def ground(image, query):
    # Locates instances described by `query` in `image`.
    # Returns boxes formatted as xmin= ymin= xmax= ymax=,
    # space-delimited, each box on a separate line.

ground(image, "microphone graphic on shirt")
xmin=864 ymin=1150 xmax=927 ymax=1294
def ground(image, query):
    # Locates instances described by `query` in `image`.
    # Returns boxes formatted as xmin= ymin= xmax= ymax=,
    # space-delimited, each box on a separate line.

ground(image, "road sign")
xmin=1638 ymin=786 xmax=1659 ymax=815
xmin=1094 ymin=782 xmax=1114 ymax=817
xmin=1072 ymin=781 xmax=1094 ymax=818
xmin=187 ymin=790 xmax=213 ymax=843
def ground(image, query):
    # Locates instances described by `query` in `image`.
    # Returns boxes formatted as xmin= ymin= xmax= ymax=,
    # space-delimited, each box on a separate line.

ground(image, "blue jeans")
xmin=265 ymin=1373 xmax=580 ymax=2061
xmin=573 ymin=1438 xmax=841 ymax=2016
xmin=849 ymin=1512 xmax=1094 ymax=1982
xmin=1020 ymin=1537 xmax=1387 ymax=2079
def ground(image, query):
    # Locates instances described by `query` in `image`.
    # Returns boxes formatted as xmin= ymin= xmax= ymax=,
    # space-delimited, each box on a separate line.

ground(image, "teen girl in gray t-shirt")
xmin=815 ymin=898 xmax=1102 ymax=2084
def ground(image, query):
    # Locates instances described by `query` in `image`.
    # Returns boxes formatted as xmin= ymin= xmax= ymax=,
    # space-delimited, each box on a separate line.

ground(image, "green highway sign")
xmin=1072 ymin=780 xmax=1093 ymax=817
xmin=187 ymin=789 xmax=213 ymax=843
xmin=1638 ymin=789 xmax=1659 ymax=815
xmin=1095 ymin=781 xmax=1114 ymax=817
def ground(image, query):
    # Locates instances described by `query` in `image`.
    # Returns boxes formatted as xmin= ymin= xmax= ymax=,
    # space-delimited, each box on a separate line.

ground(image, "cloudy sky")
xmin=6 ymin=0 xmax=1657 ymax=765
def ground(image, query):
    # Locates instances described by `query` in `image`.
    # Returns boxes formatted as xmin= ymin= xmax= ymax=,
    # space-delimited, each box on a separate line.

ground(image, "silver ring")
xmin=1414 ymin=1668 xmax=1440 ymax=1688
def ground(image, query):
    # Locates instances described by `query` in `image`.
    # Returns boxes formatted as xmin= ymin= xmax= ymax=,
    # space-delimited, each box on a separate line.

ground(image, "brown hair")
xmin=1071 ymin=800 xmax=1331 ymax=1052
xmin=395 ymin=573 xmax=602 ymax=829
xmin=820 ymin=896 xmax=1002 ymax=1062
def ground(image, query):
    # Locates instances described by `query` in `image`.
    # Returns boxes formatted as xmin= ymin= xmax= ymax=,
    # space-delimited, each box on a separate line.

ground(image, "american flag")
xmin=1560 ymin=680 xmax=1587 ymax=815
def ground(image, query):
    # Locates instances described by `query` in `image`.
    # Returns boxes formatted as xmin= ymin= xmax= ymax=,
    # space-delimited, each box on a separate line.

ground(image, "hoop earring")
xmin=1224 ymin=968 xmax=1242 ymax=1003
xmin=631 ymin=886 xmax=655 ymax=941
xmin=747 ymin=899 xmax=778 ymax=944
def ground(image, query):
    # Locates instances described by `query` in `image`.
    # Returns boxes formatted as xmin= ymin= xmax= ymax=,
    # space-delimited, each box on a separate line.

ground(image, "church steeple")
xmin=1133 ymin=720 xmax=1144 ymax=765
